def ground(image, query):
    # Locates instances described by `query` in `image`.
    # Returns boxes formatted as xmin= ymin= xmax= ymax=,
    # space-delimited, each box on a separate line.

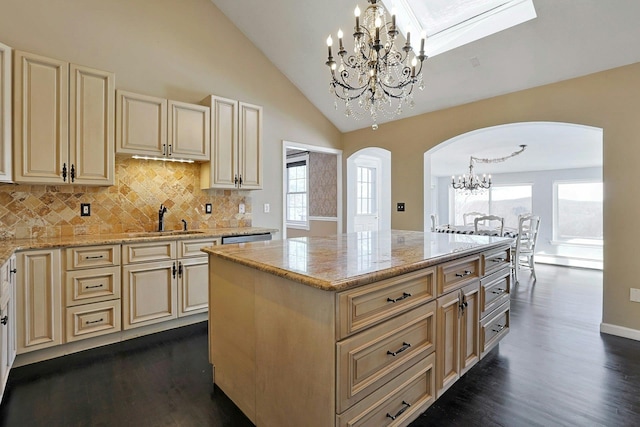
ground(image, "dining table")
xmin=434 ymin=224 xmax=519 ymax=239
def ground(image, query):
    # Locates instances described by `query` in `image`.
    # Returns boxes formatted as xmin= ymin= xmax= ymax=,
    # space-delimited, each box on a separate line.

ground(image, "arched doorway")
xmin=424 ymin=122 xmax=603 ymax=269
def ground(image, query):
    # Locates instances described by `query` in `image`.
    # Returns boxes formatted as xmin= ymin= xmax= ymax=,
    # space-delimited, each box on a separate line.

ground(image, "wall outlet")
xmin=80 ymin=203 xmax=91 ymax=217
xmin=397 ymin=202 xmax=405 ymax=212
xmin=239 ymin=203 xmax=245 ymax=214
xmin=205 ymin=203 xmax=212 ymax=214
xmin=264 ymin=203 xmax=270 ymax=213
xmin=631 ymin=288 xmax=640 ymax=303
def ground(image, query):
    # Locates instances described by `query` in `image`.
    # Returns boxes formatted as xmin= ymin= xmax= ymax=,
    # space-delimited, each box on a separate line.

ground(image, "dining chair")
xmin=463 ymin=211 xmax=487 ymax=226
xmin=430 ymin=214 xmax=438 ymax=232
xmin=474 ymin=215 xmax=504 ymax=236
xmin=512 ymin=214 xmax=541 ymax=284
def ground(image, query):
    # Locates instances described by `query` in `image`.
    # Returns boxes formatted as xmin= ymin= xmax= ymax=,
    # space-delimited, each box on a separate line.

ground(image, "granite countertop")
xmin=0 ymin=227 xmax=276 ymax=267
xmin=203 ymin=229 xmax=512 ymax=291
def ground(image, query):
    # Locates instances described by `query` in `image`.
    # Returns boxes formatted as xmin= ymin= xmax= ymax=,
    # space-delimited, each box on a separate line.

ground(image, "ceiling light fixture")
xmin=131 ymin=155 xmax=195 ymax=164
xmin=451 ymin=145 xmax=527 ymax=193
xmin=325 ymin=0 xmax=427 ymax=131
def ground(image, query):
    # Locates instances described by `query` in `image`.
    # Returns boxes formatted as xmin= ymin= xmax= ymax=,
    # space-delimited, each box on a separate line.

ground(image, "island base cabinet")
xmin=336 ymin=353 xmax=436 ymax=427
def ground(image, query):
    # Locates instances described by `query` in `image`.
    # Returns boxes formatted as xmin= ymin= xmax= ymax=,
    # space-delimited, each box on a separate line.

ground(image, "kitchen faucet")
xmin=158 ymin=204 xmax=168 ymax=232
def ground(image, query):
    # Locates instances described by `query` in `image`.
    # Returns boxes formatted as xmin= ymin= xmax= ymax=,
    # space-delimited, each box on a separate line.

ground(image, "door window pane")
xmin=357 ymin=166 xmax=377 ymax=215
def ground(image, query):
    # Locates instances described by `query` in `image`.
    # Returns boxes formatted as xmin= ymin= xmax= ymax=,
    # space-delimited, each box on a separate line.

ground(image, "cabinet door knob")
xmin=10 ymin=268 xmax=16 ymax=274
xmin=70 ymin=164 xmax=76 ymax=182
xmin=62 ymin=163 xmax=68 ymax=182
xmin=1 ymin=316 xmax=7 ymax=325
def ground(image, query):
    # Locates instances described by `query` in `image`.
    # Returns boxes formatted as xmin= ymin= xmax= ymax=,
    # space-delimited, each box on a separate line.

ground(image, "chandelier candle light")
xmin=451 ymin=145 xmax=527 ymax=193
xmin=325 ymin=0 xmax=427 ymax=130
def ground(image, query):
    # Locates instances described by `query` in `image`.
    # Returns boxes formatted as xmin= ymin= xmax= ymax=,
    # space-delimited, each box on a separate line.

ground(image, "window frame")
xmin=286 ymin=154 xmax=310 ymax=230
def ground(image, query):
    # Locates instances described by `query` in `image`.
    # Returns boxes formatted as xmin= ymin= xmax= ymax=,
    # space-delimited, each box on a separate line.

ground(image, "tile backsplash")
xmin=0 ymin=157 xmax=251 ymax=240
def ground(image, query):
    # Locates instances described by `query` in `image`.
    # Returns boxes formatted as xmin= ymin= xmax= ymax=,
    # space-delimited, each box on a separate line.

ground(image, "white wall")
xmin=435 ymin=166 xmax=603 ymax=267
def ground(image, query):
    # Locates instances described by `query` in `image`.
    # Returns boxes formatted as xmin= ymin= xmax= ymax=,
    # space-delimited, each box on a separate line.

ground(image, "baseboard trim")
xmin=600 ymin=323 xmax=640 ymax=341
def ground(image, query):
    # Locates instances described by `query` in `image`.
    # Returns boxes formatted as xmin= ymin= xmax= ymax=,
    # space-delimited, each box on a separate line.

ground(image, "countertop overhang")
xmin=0 ymin=227 xmax=276 ymax=266
xmin=203 ymin=230 xmax=512 ymax=291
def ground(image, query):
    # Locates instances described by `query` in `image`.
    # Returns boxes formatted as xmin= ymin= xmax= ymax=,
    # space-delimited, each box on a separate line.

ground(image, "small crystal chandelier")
xmin=451 ymin=145 xmax=527 ymax=194
xmin=325 ymin=0 xmax=427 ymax=131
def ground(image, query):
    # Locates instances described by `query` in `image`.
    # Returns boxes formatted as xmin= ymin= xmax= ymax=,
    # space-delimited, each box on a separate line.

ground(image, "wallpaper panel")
xmin=309 ymin=152 xmax=337 ymax=218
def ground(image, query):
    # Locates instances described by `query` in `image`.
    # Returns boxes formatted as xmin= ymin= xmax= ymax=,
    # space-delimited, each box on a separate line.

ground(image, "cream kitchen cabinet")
xmin=0 ymin=255 xmax=16 ymax=401
xmin=122 ymin=238 xmax=218 ymax=329
xmin=0 ymin=41 xmax=11 ymax=183
xmin=200 ymin=95 xmax=262 ymax=189
xmin=15 ymin=249 xmax=63 ymax=354
xmin=116 ymin=90 xmax=210 ymax=161
xmin=13 ymin=50 xmax=115 ymax=185
xmin=64 ymin=245 xmax=122 ymax=343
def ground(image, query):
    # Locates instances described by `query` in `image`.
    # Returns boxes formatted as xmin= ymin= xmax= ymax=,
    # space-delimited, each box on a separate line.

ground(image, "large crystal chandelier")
xmin=451 ymin=145 xmax=527 ymax=194
xmin=325 ymin=0 xmax=427 ymax=130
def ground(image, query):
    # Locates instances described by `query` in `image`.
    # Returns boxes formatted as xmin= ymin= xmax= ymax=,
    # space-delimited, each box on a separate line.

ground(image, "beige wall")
xmin=0 ymin=0 xmax=341 ymax=239
xmin=287 ymin=220 xmax=338 ymax=238
xmin=343 ymin=62 xmax=640 ymax=334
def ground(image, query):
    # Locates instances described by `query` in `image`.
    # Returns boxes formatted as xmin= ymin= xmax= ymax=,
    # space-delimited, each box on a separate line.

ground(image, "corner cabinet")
xmin=0 ymin=41 xmax=11 ymax=183
xmin=15 ymin=249 xmax=63 ymax=354
xmin=13 ymin=50 xmax=115 ymax=186
xmin=0 ymin=255 xmax=16 ymax=401
xmin=200 ymin=95 xmax=262 ymax=190
xmin=116 ymin=90 xmax=210 ymax=161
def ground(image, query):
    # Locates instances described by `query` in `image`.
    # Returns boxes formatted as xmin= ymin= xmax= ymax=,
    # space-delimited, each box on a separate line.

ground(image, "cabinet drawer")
xmin=480 ymin=268 xmax=510 ymax=318
xmin=480 ymin=301 xmax=510 ymax=359
xmin=437 ymin=255 xmax=480 ymax=296
xmin=66 ymin=245 xmax=120 ymax=270
xmin=337 ymin=268 xmax=435 ymax=340
xmin=337 ymin=301 xmax=436 ymax=413
xmin=122 ymin=241 xmax=176 ymax=264
xmin=177 ymin=238 xmax=221 ymax=258
xmin=337 ymin=353 xmax=436 ymax=427
xmin=65 ymin=266 xmax=121 ymax=306
xmin=66 ymin=300 xmax=121 ymax=342
xmin=482 ymin=247 xmax=511 ymax=276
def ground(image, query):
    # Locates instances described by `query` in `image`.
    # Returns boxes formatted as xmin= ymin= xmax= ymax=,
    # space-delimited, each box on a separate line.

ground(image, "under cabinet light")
xmin=131 ymin=155 xmax=195 ymax=164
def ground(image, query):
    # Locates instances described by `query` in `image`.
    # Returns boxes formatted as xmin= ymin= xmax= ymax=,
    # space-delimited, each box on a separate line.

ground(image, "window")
xmin=357 ymin=166 xmax=377 ymax=215
xmin=452 ymin=184 xmax=532 ymax=229
xmin=286 ymin=155 xmax=308 ymax=228
xmin=554 ymin=182 xmax=603 ymax=245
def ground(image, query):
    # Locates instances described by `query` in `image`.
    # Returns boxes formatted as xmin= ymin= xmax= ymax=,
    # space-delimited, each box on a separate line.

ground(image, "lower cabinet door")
xmin=66 ymin=300 xmax=121 ymax=342
xmin=337 ymin=353 xmax=436 ymax=427
xmin=436 ymin=290 xmax=460 ymax=397
xmin=459 ymin=282 xmax=480 ymax=377
xmin=178 ymin=258 xmax=208 ymax=317
xmin=122 ymin=261 xmax=177 ymax=329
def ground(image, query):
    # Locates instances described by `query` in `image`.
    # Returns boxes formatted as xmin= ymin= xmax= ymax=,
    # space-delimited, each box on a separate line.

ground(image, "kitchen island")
xmin=203 ymin=230 xmax=512 ymax=427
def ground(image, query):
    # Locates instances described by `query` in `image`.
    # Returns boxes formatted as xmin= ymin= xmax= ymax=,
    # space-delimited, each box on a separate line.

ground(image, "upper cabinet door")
xmin=69 ymin=64 xmax=115 ymax=186
xmin=201 ymin=95 xmax=238 ymax=189
xmin=13 ymin=50 xmax=69 ymax=184
xmin=238 ymin=102 xmax=262 ymax=190
xmin=116 ymin=90 xmax=167 ymax=157
xmin=0 ymin=42 xmax=11 ymax=183
xmin=168 ymin=100 xmax=210 ymax=161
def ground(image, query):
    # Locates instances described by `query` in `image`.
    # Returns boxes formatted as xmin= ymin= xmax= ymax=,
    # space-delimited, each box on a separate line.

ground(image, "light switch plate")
xmin=205 ymin=203 xmax=212 ymax=214
xmin=631 ymin=288 xmax=640 ymax=303
xmin=81 ymin=203 xmax=91 ymax=217
xmin=264 ymin=203 xmax=270 ymax=213
xmin=239 ymin=203 xmax=245 ymax=214
xmin=397 ymin=202 xmax=405 ymax=212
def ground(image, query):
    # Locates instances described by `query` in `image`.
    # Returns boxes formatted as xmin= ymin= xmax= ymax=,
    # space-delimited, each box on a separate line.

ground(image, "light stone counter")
xmin=202 ymin=229 xmax=512 ymax=291
xmin=0 ymin=227 xmax=275 ymax=267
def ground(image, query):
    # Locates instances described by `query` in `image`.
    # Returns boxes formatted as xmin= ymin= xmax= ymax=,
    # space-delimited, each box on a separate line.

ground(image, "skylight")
xmin=383 ymin=0 xmax=537 ymax=57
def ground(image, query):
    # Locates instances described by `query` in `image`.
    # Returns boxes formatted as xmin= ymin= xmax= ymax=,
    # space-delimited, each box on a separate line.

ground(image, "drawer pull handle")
xmin=455 ymin=270 xmax=472 ymax=277
xmin=86 ymin=318 xmax=104 ymax=325
xmin=86 ymin=284 xmax=104 ymax=289
xmin=491 ymin=258 xmax=506 ymax=263
xmin=386 ymin=401 xmax=411 ymax=420
xmin=84 ymin=255 xmax=104 ymax=260
xmin=387 ymin=292 xmax=412 ymax=303
xmin=1 ymin=316 xmax=7 ymax=325
xmin=387 ymin=342 xmax=411 ymax=357
xmin=491 ymin=288 xmax=506 ymax=295
xmin=491 ymin=324 xmax=506 ymax=333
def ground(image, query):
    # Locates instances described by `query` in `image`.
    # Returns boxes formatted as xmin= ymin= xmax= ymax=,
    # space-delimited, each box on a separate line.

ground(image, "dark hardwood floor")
xmin=1 ymin=264 xmax=638 ymax=426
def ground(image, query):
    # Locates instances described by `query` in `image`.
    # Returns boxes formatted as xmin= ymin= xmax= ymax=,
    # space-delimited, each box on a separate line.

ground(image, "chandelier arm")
xmin=329 ymin=80 xmax=370 ymax=102
xmin=471 ymin=145 xmax=527 ymax=164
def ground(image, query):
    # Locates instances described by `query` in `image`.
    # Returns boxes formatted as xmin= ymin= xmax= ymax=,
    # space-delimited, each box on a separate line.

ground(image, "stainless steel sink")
xmin=126 ymin=230 xmax=205 ymax=238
